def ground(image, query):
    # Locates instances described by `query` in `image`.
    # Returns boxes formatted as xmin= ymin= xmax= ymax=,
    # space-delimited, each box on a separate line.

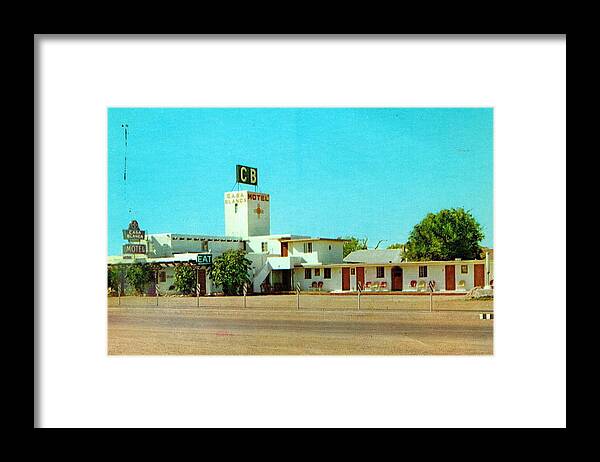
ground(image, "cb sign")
xmin=236 ymin=164 xmax=258 ymax=186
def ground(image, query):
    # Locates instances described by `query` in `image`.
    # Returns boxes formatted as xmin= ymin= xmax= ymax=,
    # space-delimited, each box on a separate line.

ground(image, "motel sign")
xmin=197 ymin=253 xmax=212 ymax=265
xmin=236 ymin=164 xmax=258 ymax=186
xmin=123 ymin=243 xmax=147 ymax=254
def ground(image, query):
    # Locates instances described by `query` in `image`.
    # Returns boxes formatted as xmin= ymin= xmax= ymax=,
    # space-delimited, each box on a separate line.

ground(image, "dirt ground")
xmin=107 ymin=294 xmax=493 ymax=355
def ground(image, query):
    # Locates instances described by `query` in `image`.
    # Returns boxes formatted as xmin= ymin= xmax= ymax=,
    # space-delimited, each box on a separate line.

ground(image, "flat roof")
xmin=286 ymin=237 xmax=347 ymax=243
xmin=148 ymin=233 xmax=243 ymax=242
xmin=245 ymin=234 xmax=310 ymax=240
xmin=298 ymin=259 xmax=489 ymax=268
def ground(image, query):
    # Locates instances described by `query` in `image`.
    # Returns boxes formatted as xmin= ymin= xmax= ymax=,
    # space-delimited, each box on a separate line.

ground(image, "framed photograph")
xmin=35 ymin=35 xmax=566 ymax=428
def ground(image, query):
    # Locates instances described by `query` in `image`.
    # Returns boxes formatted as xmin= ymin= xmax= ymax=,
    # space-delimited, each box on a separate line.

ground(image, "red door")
xmin=474 ymin=264 xmax=485 ymax=288
xmin=281 ymin=241 xmax=288 ymax=257
xmin=197 ymin=268 xmax=207 ymax=295
xmin=391 ymin=267 xmax=403 ymax=291
xmin=445 ymin=265 xmax=456 ymax=291
xmin=356 ymin=267 xmax=365 ymax=290
xmin=342 ymin=267 xmax=350 ymax=291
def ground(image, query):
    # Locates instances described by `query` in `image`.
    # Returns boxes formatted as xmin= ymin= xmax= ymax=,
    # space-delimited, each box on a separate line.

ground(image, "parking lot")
xmin=107 ymin=294 xmax=493 ymax=355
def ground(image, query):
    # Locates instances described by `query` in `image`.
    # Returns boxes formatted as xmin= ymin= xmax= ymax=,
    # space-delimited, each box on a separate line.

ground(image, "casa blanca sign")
xmin=123 ymin=219 xmax=146 ymax=240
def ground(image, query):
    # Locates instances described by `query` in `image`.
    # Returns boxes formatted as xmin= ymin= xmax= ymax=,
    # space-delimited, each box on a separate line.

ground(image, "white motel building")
xmin=108 ymin=169 xmax=493 ymax=296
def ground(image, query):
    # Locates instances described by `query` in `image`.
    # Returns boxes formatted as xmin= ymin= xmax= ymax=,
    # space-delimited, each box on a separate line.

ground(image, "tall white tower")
xmin=224 ymin=190 xmax=271 ymax=238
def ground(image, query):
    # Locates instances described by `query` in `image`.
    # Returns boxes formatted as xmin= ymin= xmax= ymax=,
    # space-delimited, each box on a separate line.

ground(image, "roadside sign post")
xmin=195 ymin=254 xmax=212 ymax=308
xmin=296 ymin=283 xmax=300 ymax=310
xmin=428 ymin=280 xmax=435 ymax=312
xmin=357 ymin=282 xmax=362 ymax=311
xmin=196 ymin=268 xmax=200 ymax=307
xmin=155 ymin=270 xmax=159 ymax=306
xmin=243 ymin=283 xmax=247 ymax=309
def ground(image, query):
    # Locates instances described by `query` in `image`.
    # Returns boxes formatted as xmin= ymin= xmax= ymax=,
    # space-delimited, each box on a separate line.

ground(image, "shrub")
xmin=174 ymin=266 xmax=197 ymax=295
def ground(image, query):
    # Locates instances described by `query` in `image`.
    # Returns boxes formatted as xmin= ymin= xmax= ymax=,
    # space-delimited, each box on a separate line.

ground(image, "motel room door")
xmin=474 ymin=264 xmax=485 ymax=288
xmin=281 ymin=241 xmax=288 ymax=257
xmin=391 ymin=266 xmax=403 ymax=291
xmin=342 ymin=267 xmax=350 ymax=291
xmin=197 ymin=268 xmax=207 ymax=295
xmin=445 ymin=265 xmax=456 ymax=291
xmin=356 ymin=267 xmax=365 ymax=290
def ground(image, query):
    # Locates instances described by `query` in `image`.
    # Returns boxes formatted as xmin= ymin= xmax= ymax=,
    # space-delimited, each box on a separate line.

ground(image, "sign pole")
xmin=196 ymin=268 xmax=200 ymax=307
xmin=243 ymin=283 xmax=247 ymax=309
xmin=155 ymin=270 xmax=159 ymax=306
xmin=357 ymin=283 xmax=361 ymax=311
xmin=296 ymin=283 xmax=300 ymax=310
xmin=428 ymin=280 xmax=435 ymax=312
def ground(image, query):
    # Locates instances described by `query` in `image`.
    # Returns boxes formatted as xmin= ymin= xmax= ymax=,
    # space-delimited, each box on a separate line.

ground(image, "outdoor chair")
xmin=379 ymin=281 xmax=388 ymax=291
xmin=311 ymin=281 xmax=318 ymax=291
xmin=317 ymin=281 xmax=323 ymax=291
xmin=365 ymin=281 xmax=372 ymax=291
xmin=372 ymin=282 xmax=379 ymax=291
xmin=457 ymin=280 xmax=466 ymax=291
xmin=417 ymin=280 xmax=426 ymax=292
xmin=410 ymin=280 xmax=417 ymax=289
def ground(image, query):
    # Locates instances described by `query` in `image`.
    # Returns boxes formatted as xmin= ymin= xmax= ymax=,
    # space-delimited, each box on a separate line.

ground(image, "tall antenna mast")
xmin=121 ymin=123 xmax=131 ymax=216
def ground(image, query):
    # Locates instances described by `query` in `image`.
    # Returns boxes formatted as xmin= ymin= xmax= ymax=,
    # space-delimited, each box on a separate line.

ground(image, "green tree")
xmin=387 ymin=243 xmax=405 ymax=251
xmin=174 ymin=265 xmax=197 ymax=295
xmin=404 ymin=208 xmax=484 ymax=261
xmin=339 ymin=236 xmax=368 ymax=258
xmin=125 ymin=263 xmax=154 ymax=295
xmin=208 ymin=249 xmax=252 ymax=295
xmin=108 ymin=265 xmax=126 ymax=293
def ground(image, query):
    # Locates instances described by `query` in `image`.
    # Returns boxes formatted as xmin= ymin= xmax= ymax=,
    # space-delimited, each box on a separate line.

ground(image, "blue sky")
xmin=108 ymin=108 xmax=493 ymax=255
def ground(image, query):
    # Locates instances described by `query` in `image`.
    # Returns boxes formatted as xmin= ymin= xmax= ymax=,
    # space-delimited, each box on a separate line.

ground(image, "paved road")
xmin=108 ymin=305 xmax=493 ymax=355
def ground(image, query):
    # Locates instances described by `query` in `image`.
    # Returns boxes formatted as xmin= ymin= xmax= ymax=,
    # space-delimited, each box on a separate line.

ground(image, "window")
xmin=159 ymin=271 xmax=166 ymax=282
xmin=315 ymin=268 xmax=321 ymax=277
xmin=461 ymin=265 xmax=468 ymax=274
xmin=351 ymin=268 xmax=355 ymax=275
xmin=261 ymin=242 xmax=268 ymax=252
xmin=303 ymin=242 xmax=313 ymax=253
xmin=304 ymin=269 xmax=312 ymax=279
xmin=419 ymin=266 xmax=428 ymax=278
xmin=324 ymin=268 xmax=331 ymax=279
xmin=376 ymin=267 xmax=385 ymax=278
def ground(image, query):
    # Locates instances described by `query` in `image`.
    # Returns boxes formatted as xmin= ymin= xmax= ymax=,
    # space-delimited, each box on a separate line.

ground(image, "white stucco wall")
xmin=362 ymin=266 xmax=392 ymax=291
xmin=206 ymin=239 xmax=245 ymax=255
xmin=292 ymin=267 xmax=342 ymax=292
xmin=224 ymin=190 xmax=271 ymax=238
xmin=245 ymin=236 xmax=282 ymax=255
xmin=288 ymin=240 xmax=344 ymax=265
xmin=401 ymin=261 xmax=492 ymax=292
